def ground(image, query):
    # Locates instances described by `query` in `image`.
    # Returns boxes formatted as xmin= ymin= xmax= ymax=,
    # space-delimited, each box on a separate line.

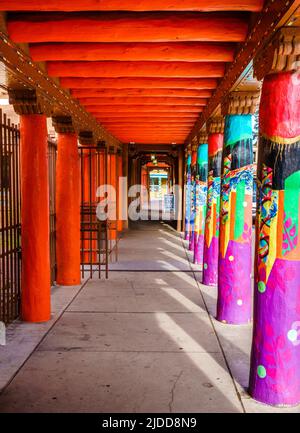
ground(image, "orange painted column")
xmin=108 ymin=149 xmax=117 ymax=240
xmin=56 ymin=132 xmax=81 ymax=285
xmin=117 ymin=152 xmax=123 ymax=232
xmin=20 ymin=114 xmax=50 ymax=322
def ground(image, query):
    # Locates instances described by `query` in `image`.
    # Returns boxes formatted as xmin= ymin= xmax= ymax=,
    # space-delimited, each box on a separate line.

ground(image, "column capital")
xmin=52 ymin=116 xmax=75 ymax=134
xmin=97 ymin=140 xmax=106 ymax=149
xmin=198 ymin=131 xmax=208 ymax=144
xmin=191 ymin=137 xmax=198 ymax=152
xmin=116 ymin=148 xmax=122 ymax=156
xmin=207 ymin=117 xmax=225 ymax=134
xmin=79 ymin=130 xmax=94 ymax=145
xmin=221 ymin=91 xmax=260 ymax=115
xmin=8 ymin=88 xmax=51 ymax=116
xmin=108 ymin=145 xmax=116 ymax=154
xmin=254 ymin=27 xmax=300 ymax=81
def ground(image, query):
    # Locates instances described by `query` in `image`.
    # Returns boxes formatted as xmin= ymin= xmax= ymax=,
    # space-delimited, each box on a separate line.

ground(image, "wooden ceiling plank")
xmin=7 ymin=12 xmax=249 ymax=43
xmin=71 ymin=88 xmax=213 ymax=98
xmin=30 ymin=42 xmax=235 ymax=62
xmin=47 ymin=61 xmax=225 ymax=78
xmin=77 ymin=97 xmax=207 ymax=106
xmin=61 ymin=77 xmax=218 ymax=89
xmin=0 ymin=1 xmax=265 ymax=12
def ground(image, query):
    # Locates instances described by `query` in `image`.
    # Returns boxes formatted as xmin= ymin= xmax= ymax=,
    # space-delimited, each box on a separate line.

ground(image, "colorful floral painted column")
xmin=202 ymin=117 xmax=224 ymax=286
xmin=217 ymin=91 xmax=259 ymax=324
xmin=184 ymin=144 xmax=192 ymax=240
xmin=249 ymin=27 xmax=300 ymax=407
xmin=189 ymin=140 xmax=198 ymax=250
xmin=194 ymin=132 xmax=208 ymax=265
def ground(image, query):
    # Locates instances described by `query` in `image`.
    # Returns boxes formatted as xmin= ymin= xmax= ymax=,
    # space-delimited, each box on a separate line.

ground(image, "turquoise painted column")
xmin=217 ymin=91 xmax=259 ymax=324
xmin=194 ymin=133 xmax=208 ymax=265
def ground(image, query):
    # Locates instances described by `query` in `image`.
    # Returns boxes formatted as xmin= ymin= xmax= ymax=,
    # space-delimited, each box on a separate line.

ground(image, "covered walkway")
xmin=0 ymin=221 xmax=296 ymax=413
xmin=0 ymin=0 xmax=300 ymax=414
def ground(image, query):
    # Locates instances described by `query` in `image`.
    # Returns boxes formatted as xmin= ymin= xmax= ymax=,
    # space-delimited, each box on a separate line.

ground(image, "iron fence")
xmin=0 ymin=110 xmax=21 ymax=324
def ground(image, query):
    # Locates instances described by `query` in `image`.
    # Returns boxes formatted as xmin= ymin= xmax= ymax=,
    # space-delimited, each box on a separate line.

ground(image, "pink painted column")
xmin=249 ymin=29 xmax=300 ymax=407
xmin=202 ymin=117 xmax=224 ymax=286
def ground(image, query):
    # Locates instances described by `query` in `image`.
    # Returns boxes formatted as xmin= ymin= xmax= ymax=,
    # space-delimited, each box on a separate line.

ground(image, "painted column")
xmin=217 ymin=91 xmax=259 ymax=324
xmin=53 ymin=117 xmax=81 ymax=286
xmin=19 ymin=113 xmax=51 ymax=322
xmin=202 ymin=117 xmax=224 ymax=286
xmin=194 ymin=133 xmax=208 ymax=265
xmin=184 ymin=144 xmax=192 ymax=240
xmin=122 ymin=143 xmax=129 ymax=230
xmin=117 ymin=149 xmax=123 ymax=232
xmin=249 ymin=27 xmax=300 ymax=407
xmin=177 ymin=146 xmax=184 ymax=232
xmin=189 ymin=140 xmax=198 ymax=250
xmin=108 ymin=146 xmax=117 ymax=240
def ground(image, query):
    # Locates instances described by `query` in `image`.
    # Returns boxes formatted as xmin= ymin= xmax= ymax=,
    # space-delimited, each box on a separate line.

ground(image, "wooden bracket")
xmin=221 ymin=91 xmax=260 ymax=115
xmin=8 ymin=88 xmax=52 ymax=116
xmin=52 ymin=115 xmax=75 ymax=134
xmin=207 ymin=117 xmax=225 ymax=134
xmin=254 ymin=26 xmax=300 ymax=80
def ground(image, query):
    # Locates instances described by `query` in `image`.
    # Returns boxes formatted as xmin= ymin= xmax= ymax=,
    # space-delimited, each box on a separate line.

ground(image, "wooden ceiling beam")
xmin=61 ymin=77 xmax=218 ymax=89
xmin=94 ymin=112 xmax=199 ymax=118
xmin=7 ymin=12 xmax=249 ymax=43
xmin=30 ymin=42 xmax=235 ymax=62
xmin=47 ymin=61 xmax=225 ymax=78
xmin=77 ymin=97 xmax=207 ymax=106
xmin=87 ymin=105 xmax=202 ymax=112
xmin=101 ymin=120 xmax=195 ymax=124
xmin=71 ymin=89 xmax=213 ymax=98
xmin=0 ymin=1 xmax=264 ymax=12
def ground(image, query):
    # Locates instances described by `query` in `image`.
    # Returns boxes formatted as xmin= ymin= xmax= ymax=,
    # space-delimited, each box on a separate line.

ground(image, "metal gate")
xmin=79 ymin=144 xmax=109 ymax=278
xmin=0 ymin=110 xmax=21 ymax=324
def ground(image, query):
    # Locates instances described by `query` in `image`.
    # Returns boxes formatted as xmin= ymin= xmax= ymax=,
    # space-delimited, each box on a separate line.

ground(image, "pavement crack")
xmin=168 ymin=370 xmax=183 ymax=413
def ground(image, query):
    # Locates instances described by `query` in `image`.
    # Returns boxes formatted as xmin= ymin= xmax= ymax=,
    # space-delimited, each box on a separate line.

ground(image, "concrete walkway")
xmin=0 ymin=221 xmax=299 ymax=413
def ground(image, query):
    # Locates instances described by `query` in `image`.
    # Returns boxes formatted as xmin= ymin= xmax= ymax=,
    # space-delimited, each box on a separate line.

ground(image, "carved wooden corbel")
xmin=254 ymin=27 xmax=300 ymax=80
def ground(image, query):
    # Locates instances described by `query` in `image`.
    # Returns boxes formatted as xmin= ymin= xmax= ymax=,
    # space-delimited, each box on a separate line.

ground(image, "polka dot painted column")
xmin=217 ymin=91 xmax=259 ymax=325
xmin=249 ymin=28 xmax=300 ymax=407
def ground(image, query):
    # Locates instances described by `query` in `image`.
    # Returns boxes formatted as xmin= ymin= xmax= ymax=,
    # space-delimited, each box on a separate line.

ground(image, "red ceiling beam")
xmin=101 ymin=120 xmax=195 ymax=124
xmin=71 ymin=88 xmax=213 ymax=98
xmin=78 ymin=97 xmax=207 ymax=106
xmin=7 ymin=13 xmax=248 ymax=43
xmin=94 ymin=112 xmax=199 ymax=118
xmin=87 ymin=105 xmax=202 ymax=112
xmin=61 ymin=77 xmax=218 ymax=89
xmin=30 ymin=42 xmax=235 ymax=62
xmin=47 ymin=61 xmax=225 ymax=78
xmin=0 ymin=1 xmax=264 ymax=12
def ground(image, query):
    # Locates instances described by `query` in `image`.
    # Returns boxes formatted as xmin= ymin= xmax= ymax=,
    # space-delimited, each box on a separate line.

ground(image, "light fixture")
xmin=151 ymin=154 xmax=155 ymax=160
